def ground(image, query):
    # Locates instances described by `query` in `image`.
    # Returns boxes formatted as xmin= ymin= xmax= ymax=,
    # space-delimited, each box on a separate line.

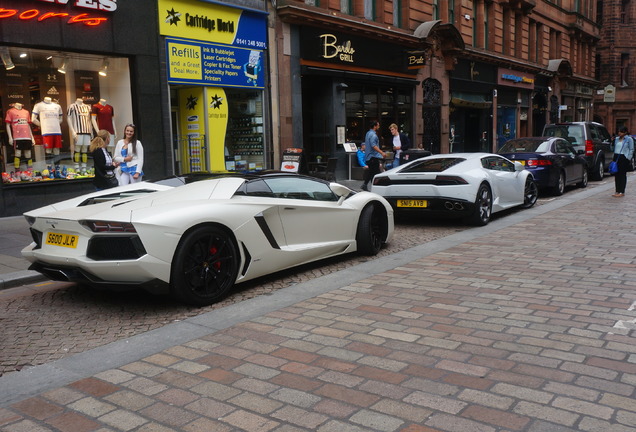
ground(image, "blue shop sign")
xmin=166 ymin=37 xmax=264 ymax=88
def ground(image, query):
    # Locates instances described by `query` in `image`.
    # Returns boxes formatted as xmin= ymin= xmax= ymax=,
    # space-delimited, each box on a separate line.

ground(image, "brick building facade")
xmin=594 ymin=0 xmax=636 ymax=135
xmin=271 ymin=0 xmax=600 ymax=176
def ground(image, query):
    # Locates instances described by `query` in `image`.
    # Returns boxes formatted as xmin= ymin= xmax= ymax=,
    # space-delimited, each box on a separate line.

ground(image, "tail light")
xmin=80 ymin=220 xmax=137 ymax=233
xmin=435 ymin=175 xmax=469 ymax=185
xmin=373 ymin=177 xmax=391 ymax=186
xmin=526 ymin=159 xmax=552 ymax=167
xmin=585 ymin=139 xmax=594 ymax=155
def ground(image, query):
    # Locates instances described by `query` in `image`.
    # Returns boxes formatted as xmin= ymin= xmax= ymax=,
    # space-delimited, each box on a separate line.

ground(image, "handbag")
xmin=609 ymin=160 xmax=619 ymax=174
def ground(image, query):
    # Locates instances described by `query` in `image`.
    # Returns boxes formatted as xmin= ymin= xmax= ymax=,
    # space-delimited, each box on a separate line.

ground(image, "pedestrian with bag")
xmin=611 ymin=126 xmax=634 ymax=197
xmin=89 ymin=131 xmax=119 ymax=190
xmin=361 ymin=120 xmax=385 ymax=191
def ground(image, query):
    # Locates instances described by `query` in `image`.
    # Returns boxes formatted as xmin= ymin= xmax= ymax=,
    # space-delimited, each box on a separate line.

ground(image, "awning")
xmin=450 ymin=92 xmax=492 ymax=109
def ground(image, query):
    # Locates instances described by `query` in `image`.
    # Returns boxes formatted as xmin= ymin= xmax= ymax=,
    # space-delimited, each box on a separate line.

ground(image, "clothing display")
xmin=67 ymin=100 xmax=93 ymax=135
xmin=5 ymin=107 xmax=33 ymax=141
xmin=91 ymin=101 xmax=115 ymax=134
xmin=32 ymin=99 xmax=63 ymax=136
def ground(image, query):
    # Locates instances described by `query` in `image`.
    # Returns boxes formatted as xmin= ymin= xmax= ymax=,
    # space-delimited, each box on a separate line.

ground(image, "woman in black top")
xmin=90 ymin=131 xmax=119 ymax=190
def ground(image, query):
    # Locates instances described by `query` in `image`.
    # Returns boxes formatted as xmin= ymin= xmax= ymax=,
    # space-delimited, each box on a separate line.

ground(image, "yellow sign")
xmin=206 ymin=88 xmax=229 ymax=171
xmin=168 ymin=41 xmax=202 ymax=81
xmin=158 ymin=0 xmax=241 ymax=44
xmin=178 ymin=88 xmax=206 ymax=173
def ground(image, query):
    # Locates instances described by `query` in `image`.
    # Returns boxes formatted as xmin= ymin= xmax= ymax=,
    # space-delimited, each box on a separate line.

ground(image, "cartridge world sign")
xmin=300 ymin=27 xmax=418 ymax=75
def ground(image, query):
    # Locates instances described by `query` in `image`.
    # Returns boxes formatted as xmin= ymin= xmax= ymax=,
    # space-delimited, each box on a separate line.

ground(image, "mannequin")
xmin=31 ymin=97 xmax=63 ymax=162
xmin=67 ymin=97 xmax=93 ymax=169
xmin=5 ymin=102 xmax=35 ymax=170
xmin=91 ymin=98 xmax=116 ymax=152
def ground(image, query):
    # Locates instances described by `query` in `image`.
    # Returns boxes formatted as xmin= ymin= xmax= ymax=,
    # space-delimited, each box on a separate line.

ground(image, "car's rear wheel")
xmin=467 ymin=183 xmax=492 ymax=226
xmin=577 ymin=168 xmax=588 ymax=188
xmin=171 ymin=225 xmax=239 ymax=306
xmin=356 ymin=204 xmax=384 ymax=255
xmin=521 ymin=177 xmax=538 ymax=209
xmin=591 ymin=158 xmax=604 ymax=181
xmin=551 ymin=171 xmax=565 ymax=196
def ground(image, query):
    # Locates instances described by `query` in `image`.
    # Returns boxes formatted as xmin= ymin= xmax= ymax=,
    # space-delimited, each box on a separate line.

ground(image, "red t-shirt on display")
xmin=91 ymin=103 xmax=115 ymax=134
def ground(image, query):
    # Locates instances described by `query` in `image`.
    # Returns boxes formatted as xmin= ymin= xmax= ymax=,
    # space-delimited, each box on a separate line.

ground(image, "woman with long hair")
xmin=113 ymin=123 xmax=144 ymax=185
xmin=90 ymin=131 xmax=118 ymax=190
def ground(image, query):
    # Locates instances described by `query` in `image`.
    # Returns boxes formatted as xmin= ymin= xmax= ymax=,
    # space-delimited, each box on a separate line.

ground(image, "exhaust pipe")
xmin=444 ymin=201 xmax=465 ymax=211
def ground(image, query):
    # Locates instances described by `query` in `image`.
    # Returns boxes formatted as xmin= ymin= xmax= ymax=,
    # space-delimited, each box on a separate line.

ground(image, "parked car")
xmin=21 ymin=172 xmax=394 ymax=306
xmin=371 ymin=153 xmax=538 ymax=226
xmin=497 ymin=137 xmax=588 ymax=195
xmin=542 ymin=121 xmax=613 ymax=180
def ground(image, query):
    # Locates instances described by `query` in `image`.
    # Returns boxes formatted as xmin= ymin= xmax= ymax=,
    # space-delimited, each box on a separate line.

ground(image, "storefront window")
xmin=345 ymin=84 xmax=412 ymax=148
xmin=1 ymin=46 xmax=131 ymax=183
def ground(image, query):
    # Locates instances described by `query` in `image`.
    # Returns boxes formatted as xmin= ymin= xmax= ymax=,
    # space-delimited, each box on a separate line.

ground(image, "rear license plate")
xmin=45 ymin=232 xmax=78 ymax=248
xmin=397 ymin=199 xmax=427 ymax=208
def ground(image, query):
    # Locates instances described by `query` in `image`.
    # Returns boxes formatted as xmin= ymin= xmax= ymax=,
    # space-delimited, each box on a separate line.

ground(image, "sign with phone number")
xmin=167 ymin=37 xmax=264 ymax=89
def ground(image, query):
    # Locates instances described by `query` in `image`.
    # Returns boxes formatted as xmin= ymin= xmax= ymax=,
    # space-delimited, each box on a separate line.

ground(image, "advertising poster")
xmin=74 ymin=70 xmax=100 ymax=104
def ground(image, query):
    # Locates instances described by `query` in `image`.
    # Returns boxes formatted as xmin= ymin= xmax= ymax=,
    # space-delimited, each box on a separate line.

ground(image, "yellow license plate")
xmin=397 ymin=199 xmax=427 ymax=208
xmin=45 ymin=232 xmax=79 ymax=248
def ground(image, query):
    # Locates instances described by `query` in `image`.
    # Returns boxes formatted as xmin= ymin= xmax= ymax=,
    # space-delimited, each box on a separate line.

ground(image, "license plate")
xmin=397 ymin=199 xmax=427 ymax=208
xmin=45 ymin=232 xmax=79 ymax=248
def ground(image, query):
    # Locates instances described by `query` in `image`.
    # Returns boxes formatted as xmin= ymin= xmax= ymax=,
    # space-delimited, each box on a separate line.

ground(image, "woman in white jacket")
xmin=113 ymin=123 xmax=144 ymax=185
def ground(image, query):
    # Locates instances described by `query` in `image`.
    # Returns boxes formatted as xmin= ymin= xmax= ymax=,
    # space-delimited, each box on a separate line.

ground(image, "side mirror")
xmin=514 ymin=161 xmax=525 ymax=171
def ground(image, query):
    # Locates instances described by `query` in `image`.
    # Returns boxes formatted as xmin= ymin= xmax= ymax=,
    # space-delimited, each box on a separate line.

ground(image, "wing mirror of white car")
xmin=514 ymin=161 xmax=525 ymax=171
xmin=330 ymin=183 xmax=353 ymax=203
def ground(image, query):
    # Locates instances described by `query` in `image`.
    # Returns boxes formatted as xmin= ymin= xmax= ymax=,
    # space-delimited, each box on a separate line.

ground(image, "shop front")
xmin=158 ymin=0 xmax=269 ymax=174
xmin=449 ymin=60 xmax=495 ymax=153
xmin=0 ymin=0 xmax=167 ymax=217
xmin=495 ymin=67 xmax=535 ymax=149
xmin=295 ymin=26 xmax=420 ymax=179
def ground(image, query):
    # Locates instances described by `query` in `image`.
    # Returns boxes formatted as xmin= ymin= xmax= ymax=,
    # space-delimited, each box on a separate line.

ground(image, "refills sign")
xmin=300 ymin=27 xmax=417 ymax=75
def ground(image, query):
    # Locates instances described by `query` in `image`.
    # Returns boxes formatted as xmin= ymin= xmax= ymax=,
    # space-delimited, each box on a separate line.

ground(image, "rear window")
xmin=499 ymin=139 xmax=550 ymax=153
xmin=543 ymin=125 xmax=585 ymax=145
xmin=401 ymin=158 xmax=466 ymax=173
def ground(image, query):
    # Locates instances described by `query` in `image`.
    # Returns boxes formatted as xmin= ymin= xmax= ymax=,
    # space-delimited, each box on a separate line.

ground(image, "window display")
xmin=225 ymin=90 xmax=265 ymax=172
xmin=1 ymin=46 xmax=132 ymax=184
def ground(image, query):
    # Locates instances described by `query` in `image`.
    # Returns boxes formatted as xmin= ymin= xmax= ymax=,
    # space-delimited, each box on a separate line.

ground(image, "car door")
xmin=263 ymin=177 xmax=357 ymax=249
xmin=482 ymin=156 xmax=522 ymax=206
xmin=554 ymin=138 xmax=579 ymax=183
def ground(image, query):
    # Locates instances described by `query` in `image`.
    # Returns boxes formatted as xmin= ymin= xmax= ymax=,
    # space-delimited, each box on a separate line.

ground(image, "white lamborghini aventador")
xmin=22 ymin=173 xmax=394 ymax=306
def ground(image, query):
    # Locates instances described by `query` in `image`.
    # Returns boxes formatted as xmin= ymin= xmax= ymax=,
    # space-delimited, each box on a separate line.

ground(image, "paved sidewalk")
xmin=1 ymin=179 xmax=635 ymax=431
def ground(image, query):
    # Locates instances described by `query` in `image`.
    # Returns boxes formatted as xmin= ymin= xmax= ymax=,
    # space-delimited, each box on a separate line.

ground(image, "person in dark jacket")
xmin=90 ymin=130 xmax=119 ymax=190
xmin=389 ymin=123 xmax=411 ymax=167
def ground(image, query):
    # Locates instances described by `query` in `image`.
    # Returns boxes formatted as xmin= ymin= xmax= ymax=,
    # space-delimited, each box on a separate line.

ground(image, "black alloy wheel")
xmin=171 ymin=225 xmax=240 ymax=306
xmin=356 ymin=204 xmax=384 ymax=255
xmin=467 ymin=183 xmax=492 ymax=226
xmin=521 ymin=177 xmax=539 ymax=209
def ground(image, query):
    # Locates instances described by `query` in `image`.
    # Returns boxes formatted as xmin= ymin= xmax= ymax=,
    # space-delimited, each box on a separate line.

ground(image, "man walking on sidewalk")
xmin=361 ymin=120 xmax=385 ymax=191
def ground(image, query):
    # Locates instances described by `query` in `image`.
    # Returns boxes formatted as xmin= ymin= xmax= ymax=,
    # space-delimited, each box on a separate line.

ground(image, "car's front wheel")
xmin=171 ymin=225 xmax=239 ymax=306
xmin=467 ymin=183 xmax=492 ymax=226
xmin=356 ymin=204 xmax=384 ymax=255
xmin=521 ymin=177 xmax=538 ymax=209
